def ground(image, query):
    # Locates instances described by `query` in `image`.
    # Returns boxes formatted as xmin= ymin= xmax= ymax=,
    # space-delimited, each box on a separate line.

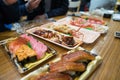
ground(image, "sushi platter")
xmin=57 ymin=16 xmax=109 ymax=34
xmin=3 ymin=34 xmax=57 ymax=73
xmin=21 ymin=47 xmax=102 ymax=80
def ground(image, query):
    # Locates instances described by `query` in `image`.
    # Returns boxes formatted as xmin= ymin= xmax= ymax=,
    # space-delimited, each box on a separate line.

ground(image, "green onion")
xmin=27 ymin=42 xmax=32 ymax=49
xmin=66 ymin=33 xmax=72 ymax=36
xmin=86 ymin=28 xmax=93 ymax=30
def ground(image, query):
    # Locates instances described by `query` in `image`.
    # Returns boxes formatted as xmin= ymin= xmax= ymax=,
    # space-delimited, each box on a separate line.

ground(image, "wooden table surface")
xmin=0 ymin=16 xmax=120 ymax=80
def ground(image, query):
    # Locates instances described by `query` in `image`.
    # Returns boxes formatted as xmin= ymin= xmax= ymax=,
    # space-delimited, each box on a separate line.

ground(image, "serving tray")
xmin=2 ymin=35 xmax=56 ymax=73
xmin=21 ymin=47 xmax=102 ymax=80
xmin=57 ymin=17 xmax=109 ymax=34
xmin=26 ymin=27 xmax=83 ymax=49
xmin=39 ymin=22 xmax=100 ymax=44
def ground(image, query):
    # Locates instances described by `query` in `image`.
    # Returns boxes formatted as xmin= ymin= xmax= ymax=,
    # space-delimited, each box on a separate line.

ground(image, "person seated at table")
xmin=69 ymin=0 xmax=80 ymax=12
xmin=18 ymin=0 xmax=69 ymax=20
xmin=80 ymin=0 xmax=90 ymax=11
xmin=0 ymin=13 xmax=4 ymax=32
xmin=0 ymin=0 xmax=19 ymax=32
xmin=89 ymin=0 xmax=117 ymax=11
xmin=69 ymin=0 xmax=90 ymax=12
xmin=18 ymin=0 xmax=43 ymax=20
xmin=117 ymin=5 xmax=120 ymax=12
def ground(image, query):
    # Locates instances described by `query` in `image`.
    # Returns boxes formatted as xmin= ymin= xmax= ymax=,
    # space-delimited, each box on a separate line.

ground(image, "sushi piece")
xmin=8 ymin=34 xmax=48 ymax=66
xmin=21 ymin=34 xmax=48 ymax=59
xmin=62 ymin=50 xmax=95 ymax=62
xmin=8 ymin=37 xmax=28 ymax=54
xmin=15 ymin=44 xmax=37 ymax=65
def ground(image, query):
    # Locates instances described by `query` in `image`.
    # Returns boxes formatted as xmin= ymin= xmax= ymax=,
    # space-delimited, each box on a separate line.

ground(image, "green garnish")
xmin=86 ymin=27 xmax=93 ymax=30
xmin=85 ymin=18 xmax=88 ymax=20
xmin=27 ymin=42 xmax=32 ymax=49
xmin=66 ymin=33 xmax=72 ymax=36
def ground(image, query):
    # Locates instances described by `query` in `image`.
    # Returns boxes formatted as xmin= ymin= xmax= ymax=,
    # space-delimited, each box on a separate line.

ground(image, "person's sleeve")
xmin=0 ymin=12 xmax=8 ymax=32
xmin=18 ymin=1 xmax=29 ymax=16
xmin=0 ymin=0 xmax=7 ymax=6
xmin=46 ymin=0 xmax=69 ymax=18
xmin=0 ymin=1 xmax=20 ymax=23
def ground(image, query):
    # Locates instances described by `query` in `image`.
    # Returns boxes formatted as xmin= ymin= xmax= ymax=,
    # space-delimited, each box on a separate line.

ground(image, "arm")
xmin=18 ymin=0 xmax=29 ymax=16
xmin=0 ymin=12 xmax=5 ymax=32
xmin=35 ymin=0 xmax=69 ymax=20
xmin=0 ymin=0 xmax=19 ymax=23
xmin=18 ymin=0 xmax=41 ymax=16
xmin=0 ymin=0 xmax=17 ymax=6
xmin=3 ymin=0 xmax=17 ymax=5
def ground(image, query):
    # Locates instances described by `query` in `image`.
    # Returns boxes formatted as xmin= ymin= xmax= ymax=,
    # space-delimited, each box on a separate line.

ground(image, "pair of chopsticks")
xmin=0 ymin=39 xmax=8 ymax=45
xmin=0 ymin=38 xmax=16 ymax=45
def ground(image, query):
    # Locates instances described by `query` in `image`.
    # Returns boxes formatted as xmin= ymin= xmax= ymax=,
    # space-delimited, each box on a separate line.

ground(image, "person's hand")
xmin=26 ymin=0 xmax=41 ymax=12
xmin=3 ymin=0 xmax=17 ymax=5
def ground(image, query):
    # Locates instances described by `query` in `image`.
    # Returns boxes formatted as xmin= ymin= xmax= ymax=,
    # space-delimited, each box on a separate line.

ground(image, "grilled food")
xmin=53 ymin=24 xmax=72 ymax=34
xmin=31 ymin=72 xmax=73 ymax=80
xmin=62 ymin=50 xmax=95 ymax=62
xmin=26 ymin=50 xmax=98 ymax=80
xmin=49 ymin=61 xmax=85 ymax=72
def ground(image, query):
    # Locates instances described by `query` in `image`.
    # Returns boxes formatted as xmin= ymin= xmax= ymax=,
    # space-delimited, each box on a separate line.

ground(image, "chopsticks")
xmin=0 ymin=38 xmax=16 ymax=45
xmin=0 ymin=40 xmax=8 ymax=45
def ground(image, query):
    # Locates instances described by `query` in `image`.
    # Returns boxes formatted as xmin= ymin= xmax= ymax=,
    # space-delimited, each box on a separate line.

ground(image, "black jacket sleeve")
xmin=0 ymin=0 xmax=20 ymax=24
xmin=0 ymin=0 xmax=19 ymax=32
xmin=46 ymin=0 xmax=69 ymax=18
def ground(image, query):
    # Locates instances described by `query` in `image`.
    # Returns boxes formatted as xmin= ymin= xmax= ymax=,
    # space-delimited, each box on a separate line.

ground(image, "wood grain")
xmin=0 ymin=16 xmax=120 ymax=80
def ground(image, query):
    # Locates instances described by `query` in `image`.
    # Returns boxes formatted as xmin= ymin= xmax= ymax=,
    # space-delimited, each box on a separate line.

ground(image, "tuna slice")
xmin=21 ymin=34 xmax=47 ymax=59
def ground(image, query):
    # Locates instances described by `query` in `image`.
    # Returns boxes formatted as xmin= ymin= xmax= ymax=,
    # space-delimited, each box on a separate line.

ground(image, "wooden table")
xmin=0 ymin=16 xmax=120 ymax=80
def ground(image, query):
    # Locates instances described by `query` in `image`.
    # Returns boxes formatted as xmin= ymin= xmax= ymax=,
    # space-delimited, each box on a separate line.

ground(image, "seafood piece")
xmin=8 ymin=37 xmax=28 ymax=54
xmin=62 ymin=50 xmax=95 ymax=62
xmin=15 ymin=44 xmax=37 ymax=62
xmin=8 ymin=37 xmax=37 ymax=65
xmin=29 ymin=72 xmax=73 ymax=80
xmin=70 ymin=17 xmax=105 ymax=31
xmin=53 ymin=24 xmax=72 ymax=34
xmin=8 ymin=34 xmax=48 ymax=65
xmin=33 ymin=29 xmax=56 ymax=38
xmin=61 ymin=36 xmax=75 ymax=47
xmin=49 ymin=61 xmax=85 ymax=72
xmin=21 ymin=34 xmax=47 ymax=59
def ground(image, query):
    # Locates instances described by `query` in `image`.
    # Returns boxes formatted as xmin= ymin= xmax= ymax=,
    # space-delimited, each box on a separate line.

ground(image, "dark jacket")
xmin=18 ymin=0 xmax=44 ymax=20
xmin=0 ymin=1 xmax=19 ymax=23
xmin=46 ymin=0 xmax=69 ymax=18
xmin=18 ymin=0 xmax=69 ymax=20
xmin=0 ymin=0 xmax=19 ymax=32
xmin=0 ymin=12 xmax=5 ymax=32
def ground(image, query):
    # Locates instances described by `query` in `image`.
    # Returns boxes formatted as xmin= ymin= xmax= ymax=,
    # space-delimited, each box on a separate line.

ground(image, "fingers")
xmin=29 ymin=0 xmax=41 ymax=5
xmin=3 ymin=0 xmax=17 ymax=5
xmin=32 ymin=0 xmax=41 ymax=8
xmin=33 ymin=0 xmax=41 ymax=4
xmin=28 ymin=0 xmax=41 ymax=10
